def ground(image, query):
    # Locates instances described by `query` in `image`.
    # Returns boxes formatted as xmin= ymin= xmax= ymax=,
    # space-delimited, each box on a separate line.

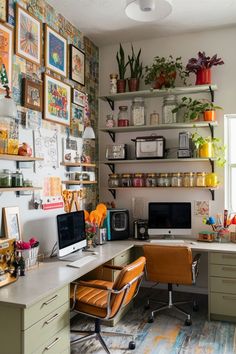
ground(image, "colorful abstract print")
xmin=47 ymin=80 xmax=68 ymax=121
xmin=49 ymin=33 xmax=64 ymax=72
xmin=20 ymin=12 xmax=39 ymax=60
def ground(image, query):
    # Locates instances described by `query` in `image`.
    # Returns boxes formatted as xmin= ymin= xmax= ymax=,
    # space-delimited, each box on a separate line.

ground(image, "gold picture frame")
xmin=0 ymin=0 xmax=8 ymax=23
xmin=3 ymin=206 xmax=21 ymax=240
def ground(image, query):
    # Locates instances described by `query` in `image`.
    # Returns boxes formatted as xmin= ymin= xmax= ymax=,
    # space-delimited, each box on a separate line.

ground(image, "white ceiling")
xmin=47 ymin=0 xmax=236 ymax=47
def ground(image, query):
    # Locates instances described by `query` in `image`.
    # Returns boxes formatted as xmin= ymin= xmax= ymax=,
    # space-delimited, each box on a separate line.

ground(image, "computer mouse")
xmin=92 ymin=251 xmax=98 ymax=255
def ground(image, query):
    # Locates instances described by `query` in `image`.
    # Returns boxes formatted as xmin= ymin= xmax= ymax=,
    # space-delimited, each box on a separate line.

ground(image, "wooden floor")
xmin=71 ymin=288 xmax=236 ymax=353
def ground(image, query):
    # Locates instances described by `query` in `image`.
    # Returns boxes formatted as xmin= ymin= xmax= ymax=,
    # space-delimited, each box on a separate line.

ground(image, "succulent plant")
xmin=128 ymin=45 xmax=143 ymax=79
xmin=116 ymin=44 xmax=129 ymax=80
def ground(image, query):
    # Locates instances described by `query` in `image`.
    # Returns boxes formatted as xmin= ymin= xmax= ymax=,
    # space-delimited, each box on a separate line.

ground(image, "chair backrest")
xmin=143 ymin=245 xmax=193 ymax=285
xmin=109 ymin=256 xmax=146 ymax=318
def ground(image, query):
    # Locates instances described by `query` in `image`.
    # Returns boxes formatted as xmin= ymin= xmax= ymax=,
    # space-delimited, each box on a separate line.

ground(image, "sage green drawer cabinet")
xmin=0 ymin=285 xmax=70 ymax=354
xmin=209 ymin=252 xmax=236 ymax=322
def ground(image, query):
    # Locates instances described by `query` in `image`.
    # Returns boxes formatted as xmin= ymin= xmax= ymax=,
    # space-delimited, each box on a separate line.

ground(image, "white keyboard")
xmin=149 ymin=239 xmax=185 ymax=244
xmin=67 ymin=255 xmax=96 ymax=268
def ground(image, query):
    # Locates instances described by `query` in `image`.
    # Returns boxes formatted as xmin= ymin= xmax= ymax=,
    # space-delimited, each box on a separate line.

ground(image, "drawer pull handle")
xmin=44 ymin=313 xmax=60 ymax=325
xmin=45 ymin=337 xmax=60 ymax=350
xmin=222 ymin=279 xmax=236 ymax=284
xmin=222 ymin=267 xmax=236 ymax=272
xmin=223 ymin=295 xmax=236 ymax=301
xmin=43 ymin=294 xmax=58 ymax=305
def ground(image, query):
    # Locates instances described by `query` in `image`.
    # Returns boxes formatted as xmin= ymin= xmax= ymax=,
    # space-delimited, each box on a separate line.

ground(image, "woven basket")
xmin=21 ymin=246 xmax=39 ymax=267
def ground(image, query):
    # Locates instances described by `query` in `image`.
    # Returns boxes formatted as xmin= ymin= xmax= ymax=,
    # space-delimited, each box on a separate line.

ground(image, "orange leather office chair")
xmin=70 ymin=256 xmax=146 ymax=353
xmin=143 ymin=244 xmax=201 ymax=326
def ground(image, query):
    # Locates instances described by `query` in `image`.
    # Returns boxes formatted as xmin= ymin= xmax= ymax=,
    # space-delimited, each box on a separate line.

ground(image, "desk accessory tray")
xmin=197 ymin=231 xmax=217 ymax=242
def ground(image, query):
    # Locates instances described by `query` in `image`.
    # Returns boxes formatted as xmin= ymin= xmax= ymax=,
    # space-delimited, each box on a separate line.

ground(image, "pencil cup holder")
xmin=218 ymin=229 xmax=230 ymax=243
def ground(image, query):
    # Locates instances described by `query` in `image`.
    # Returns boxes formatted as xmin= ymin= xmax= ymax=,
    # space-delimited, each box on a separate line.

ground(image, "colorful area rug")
xmin=71 ymin=289 xmax=236 ymax=353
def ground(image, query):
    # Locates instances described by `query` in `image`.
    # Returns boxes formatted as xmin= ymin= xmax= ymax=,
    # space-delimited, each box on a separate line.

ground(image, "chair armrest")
xmin=102 ymin=264 xmax=124 ymax=271
xmin=192 ymin=253 xmax=201 ymax=283
xmin=76 ymin=280 xmax=112 ymax=291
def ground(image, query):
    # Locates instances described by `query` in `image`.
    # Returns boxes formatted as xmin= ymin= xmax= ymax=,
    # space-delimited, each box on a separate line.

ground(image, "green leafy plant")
xmin=144 ymin=55 xmax=188 ymax=88
xmin=128 ymin=45 xmax=143 ymax=79
xmin=191 ymin=131 xmax=226 ymax=166
xmin=172 ymin=97 xmax=222 ymax=121
xmin=116 ymin=43 xmax=129 ymax=80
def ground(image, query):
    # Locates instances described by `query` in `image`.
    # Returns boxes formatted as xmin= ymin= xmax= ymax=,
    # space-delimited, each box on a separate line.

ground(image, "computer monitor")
xmin=148 ymin=202 xmax=191 ymax=238
xmin=56 ymin=211 xmax=86 ymax=258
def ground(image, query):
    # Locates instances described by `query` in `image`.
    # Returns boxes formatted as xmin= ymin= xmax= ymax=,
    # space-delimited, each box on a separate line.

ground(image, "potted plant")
xmin=191 ymin=131 xmax=226 ymax=166
xmin=186 ymin=51 xmax=224 ymax=85
xmin=116 ymin=43 xmax=129 ymax=93
xmin=172 ymin=97 xmax=222 ymax=122
xmin=145 ymin=55 xmax=188 ymax=89
xmin=127 ymin=45 xmax=143 ymax=92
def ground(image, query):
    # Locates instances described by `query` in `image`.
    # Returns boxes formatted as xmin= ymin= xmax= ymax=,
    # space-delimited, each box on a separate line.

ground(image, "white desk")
xmin=0 ymin=240 xmax=236 ymax=354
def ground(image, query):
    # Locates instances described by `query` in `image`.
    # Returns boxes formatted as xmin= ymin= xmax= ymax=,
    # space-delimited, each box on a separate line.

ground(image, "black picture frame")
xmin=69 ymin=44 xmax=85 ymax=86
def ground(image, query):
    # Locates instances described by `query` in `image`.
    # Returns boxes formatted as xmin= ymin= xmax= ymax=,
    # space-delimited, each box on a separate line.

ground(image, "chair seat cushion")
xmin=70 ymin=280 xmax=114 ymax=318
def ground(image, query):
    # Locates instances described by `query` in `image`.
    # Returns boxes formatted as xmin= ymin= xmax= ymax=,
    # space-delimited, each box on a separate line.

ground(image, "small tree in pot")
xmin=127 ymin=45 xmax=143 ymax=92
xmin=116 ymin=44 xmax=129 ymax=93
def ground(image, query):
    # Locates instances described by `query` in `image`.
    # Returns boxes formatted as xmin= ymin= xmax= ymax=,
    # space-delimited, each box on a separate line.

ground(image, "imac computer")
xmin=56 ymin=211 xmax=86 ymax=259
xmin=148 ymin=202 xmax=191 ymax=238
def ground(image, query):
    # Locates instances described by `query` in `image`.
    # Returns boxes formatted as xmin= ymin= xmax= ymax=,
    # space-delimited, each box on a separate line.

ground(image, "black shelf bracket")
xmin=209 ymin=159 xmax=215 ymax=173
xmin=209 ymin=189 xmax=215 ymax=201
xmin=105 ymin=163 xmax=115 ymax=173
xmin=108 ymin=131 xmax=116 ymax=142
xmin=208 ymin=123 xmax=214 ymax=139
xmin=108 ymin=189 xmax=116 ymax=199
xmin=209 ymin=85 xmax=214 ymax=102
xmin=106 ymin=97 xmax=114 ymax=110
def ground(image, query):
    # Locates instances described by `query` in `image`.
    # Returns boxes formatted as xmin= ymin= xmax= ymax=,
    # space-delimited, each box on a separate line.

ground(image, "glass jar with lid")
xmin=162 ymin=95 xmax=177 ymax=124
xmin=121 ymin=173 xmax=132 ymax=187
xmin=171 ymin=173 xmax=183 ymax=187
xmin=132 ymin=173 xmax=145 ymax=187
xmin=118 ymin=106 xmax=129 ymax=127
xmin=108 ymin=174 xmax=120 ymax=188
xmin=131 ymin=97 xmax=145 ymax=126
xmin=145 ymin=173 xmax=157 ymax=187
xmin=12 ymin=170 xmax=23 ymax=187
xmin=0 ymin=169 xmax=12 ymax=187
xmin=106 ymin=114 xmax=115 ymax=128
xmin=183 ymin=172 xmax=195 ymax=187
xmin=206 ymin=173 xmax=218 ymax=187
xmin=157 ymin=173 xmax=171 ymax=187
xmin=196 ymin=172 xmax=206 ymax=187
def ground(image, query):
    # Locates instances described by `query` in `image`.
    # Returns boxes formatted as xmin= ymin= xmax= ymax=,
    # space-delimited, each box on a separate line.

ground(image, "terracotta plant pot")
xmin=117 ymin=79 xmax=126 ymax=93
xmin=199 ymin=142 xmax=213 ymax=158
xmin=195 ymin=68 xmax=211 ymax=85
xmin=153 ymin=71 xmax=177 ymax=89
xmin=128 ymin=78 xmax=139 ymax=92
xmin=204 ymin=110 xmax=216 ymax=121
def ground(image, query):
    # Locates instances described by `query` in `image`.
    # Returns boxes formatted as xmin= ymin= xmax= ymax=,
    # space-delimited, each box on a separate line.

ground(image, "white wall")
xmin=99 ymin=26 xmax=236 ymax=236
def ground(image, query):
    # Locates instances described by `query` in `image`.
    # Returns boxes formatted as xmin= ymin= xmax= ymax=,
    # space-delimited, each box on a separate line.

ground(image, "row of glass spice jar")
xmin=0 ymin=169 xmax=32 ymax=188
xmin=108 ymin=172 xmax=219 ymax=188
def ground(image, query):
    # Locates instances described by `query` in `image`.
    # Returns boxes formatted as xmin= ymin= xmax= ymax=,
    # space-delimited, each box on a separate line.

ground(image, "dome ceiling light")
xmin=125 ymin=0 xmax=172 ymax=22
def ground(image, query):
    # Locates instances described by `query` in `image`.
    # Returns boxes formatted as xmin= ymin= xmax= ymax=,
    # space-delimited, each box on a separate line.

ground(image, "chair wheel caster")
xmin=185 ymin=319 xmax=192 ymax=326
xmin=148 ymin=316 xmax=154 ymax=323
xmin=193 ymin=302 xmax=199 ymax=311
xmin=129 ymin=341 xmax=136 ymax=350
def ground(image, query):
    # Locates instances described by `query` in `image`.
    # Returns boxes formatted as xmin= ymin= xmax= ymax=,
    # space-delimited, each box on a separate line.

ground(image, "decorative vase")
xmin=117 ymin=79 xmax=126 ymax=93
xmin=204 ymin=110 xmax=216 ymax=121
xmin=195 ymin=68 xmax=211 ymax=85
xmin=128 ymin=78 xmax=139 ymax=92
xmin=199 ymin=142 xmax=213 ymax=158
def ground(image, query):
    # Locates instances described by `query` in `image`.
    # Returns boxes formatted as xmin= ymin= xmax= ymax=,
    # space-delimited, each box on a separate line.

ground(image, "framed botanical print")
xmin=72 ymin=88 xmax=85 ymax=107
xmin=0 ymin=0 xmax=8 ymax=22
xmin=22 ymin=78 xmax=42 ymax=112
xmin=45 ymin=24 xmax=67 ymax=77
xmin=69 ymin=44 xmax=85 ymax=86
xmin=15 ymin=4 xmax=42 ymax=65
xmin=0 ymin=23 xmax=13 ymax=90
xmin=3 ymin=206 xmax=21 ymax=240
xmin=44 ymin=74 xmax=71 ymax=126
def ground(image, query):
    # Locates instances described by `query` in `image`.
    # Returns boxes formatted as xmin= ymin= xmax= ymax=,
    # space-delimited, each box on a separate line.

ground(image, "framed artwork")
xmin=45 ymin=24 xmax=67 ymax=77
xmin=0 ymin=23 xmax=13 ymax=90
xmin=44 ymin=74 xmax=71 ymax=126
xmin=3 ymin=207 xmax=21 ymax=240
xmin=72 ymin=88 xmax=85 ymax=107
xmin=69 ymin=44 xmax=85 ymax=85
xmin=70 ymin=105 xmax=84 ymax=138
xmin=15 ymin=4 xmax=42 ymax=65
xmin=22 ymin=78 xmax=42 ymax=112
xmin=0 ymin=0 xmax=8 ymax=22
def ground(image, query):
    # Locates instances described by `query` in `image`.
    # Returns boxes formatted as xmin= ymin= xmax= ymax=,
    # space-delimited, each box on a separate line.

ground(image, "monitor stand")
xmin=162 ymin=234 xmax=175 ymax=240
xmin=58 ymin=249 xmax=83 ymax=262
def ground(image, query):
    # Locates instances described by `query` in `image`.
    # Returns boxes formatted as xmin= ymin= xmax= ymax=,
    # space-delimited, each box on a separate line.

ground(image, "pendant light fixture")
xmin=125 ymin=0 xmax=172 ymax=22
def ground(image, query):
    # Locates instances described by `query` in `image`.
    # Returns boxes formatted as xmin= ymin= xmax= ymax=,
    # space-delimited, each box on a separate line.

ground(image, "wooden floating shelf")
xmin=102 ymin=158 xmax=217 ymax=164
xmin=0 ymin=187 xmax=42 ymax=192
xmin=0 ymin=154 xmax=43 ymax=161
xmin=62 ymin=180 xmax=97 ymax=185
xmin=60 ymin=162 xmax=96 ymax=167
xmin=108 ymin=186 xmax=219 ymax=190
